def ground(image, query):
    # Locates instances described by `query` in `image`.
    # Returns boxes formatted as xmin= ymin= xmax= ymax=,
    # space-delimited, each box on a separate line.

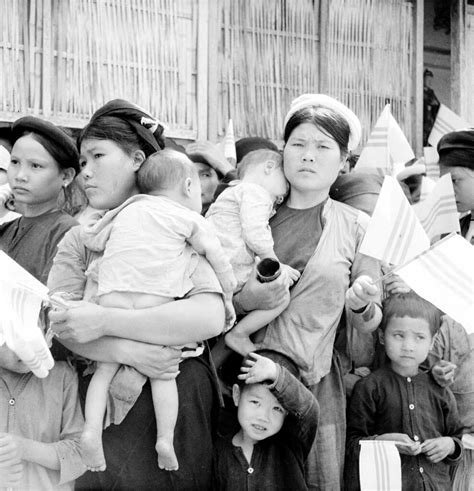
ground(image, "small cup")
xmin=256 ymin=258 xmax=281 ymax=283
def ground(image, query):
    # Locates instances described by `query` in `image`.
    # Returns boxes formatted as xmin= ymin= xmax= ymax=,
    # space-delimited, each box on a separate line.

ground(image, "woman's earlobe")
xmin=132 ymin=150 xmax=146 ymax=170
xmin=62 ymin=167 xmax=76 ymax=187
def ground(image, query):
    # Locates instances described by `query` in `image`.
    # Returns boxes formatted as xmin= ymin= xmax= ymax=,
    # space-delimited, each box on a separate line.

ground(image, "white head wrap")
xmin=0 ymin=145 xmax=10 ymax=171
xmin=284 ymin=94 xmax=362 ymax=152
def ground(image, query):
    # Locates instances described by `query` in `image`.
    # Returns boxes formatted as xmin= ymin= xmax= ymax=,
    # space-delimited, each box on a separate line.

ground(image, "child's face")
xmin=0 ymin=344 xmax=30 ymax=374
xmin=233 ymin=383 xmax=287 ymax=444
xmin=380 ymin=316 xmax=433 ymax=377
xmin=439 ymin=165 xmax=474 ymax=213
xmin=267 ymin=165 xmax=288 ymax=201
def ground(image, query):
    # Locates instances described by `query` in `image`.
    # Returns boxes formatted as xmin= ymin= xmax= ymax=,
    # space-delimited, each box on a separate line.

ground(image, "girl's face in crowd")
xmin=233 ymin=383 xmax=287 ymax=445
xmin=194 ymin=161 xmax=220 ymax=206
xmin=283 ymin=123 xmax=345 ymax=195
xmin=380 ymin=316 xmax=433 ymax=377
xmin=79 ymin=138 xmax=142 ymax=210
xmin=8 ymin=134 xmax=72 ymax=217
xmin=439 ymin=165 xmax=474 ymax=213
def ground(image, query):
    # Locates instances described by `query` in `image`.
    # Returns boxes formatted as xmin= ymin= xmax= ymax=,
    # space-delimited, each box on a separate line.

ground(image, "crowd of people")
xmin=0 ymin=94 xmax=472 ymax=491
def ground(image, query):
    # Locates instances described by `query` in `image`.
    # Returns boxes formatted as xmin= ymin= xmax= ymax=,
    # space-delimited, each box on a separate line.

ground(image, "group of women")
xmin=0 ymin=93 xmax=463 ymax=490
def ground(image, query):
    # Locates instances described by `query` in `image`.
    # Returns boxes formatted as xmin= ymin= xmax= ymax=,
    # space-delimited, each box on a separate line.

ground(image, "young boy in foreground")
xmin=213 ymin=350 xmax=319 ymax=490
xmin=0 ymin=335 xmax=85 ymax=489
xmin=345 ymin=292 xmax=463 ymax=490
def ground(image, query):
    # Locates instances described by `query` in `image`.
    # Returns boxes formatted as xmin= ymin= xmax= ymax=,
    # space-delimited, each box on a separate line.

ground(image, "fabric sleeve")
xmin=239 ymin=185 xmax=275 ymax=257
xmin=441 ymin=386 xmax=464 ymax=465
xmin=271 ymin=366 xmax=319 ymax=458
xmin=54 ymin=364 xmax=86 ymax=484
xmin=346 ymin=211 xmax=382 ymax=331
xmin=47 ymin=226 xmax=89 ymax=299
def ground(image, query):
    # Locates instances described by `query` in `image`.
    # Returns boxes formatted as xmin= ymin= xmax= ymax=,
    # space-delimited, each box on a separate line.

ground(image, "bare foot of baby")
xmin=225 ymin=330 xmax=256 ymax=357
xmin=80 ymin=428 xmax=106 ymax=472
xmin=156 ymin=438 xmax=179 ymax=471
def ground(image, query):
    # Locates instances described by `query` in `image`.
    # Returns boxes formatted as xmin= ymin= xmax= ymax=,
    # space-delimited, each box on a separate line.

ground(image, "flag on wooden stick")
xmin=423 ymin=146 xmax=440 ymax=180
xmin=0 ymin=251 xmax=54 ymax=377
xmin=354 ymin=105 xmax=414 ymax=176
xmin=396 ymin=234 xmax=474 ymax=333
xmin=359 ymin=176 xmax=430 ymax=265
xmin=427 ymin=104 xmax=471 ymax=148
xmin=222 ymin=119 xmax=237 ymax=166
xmin=413 ymin=174 xmax=460 ymax=241
xmin=359 ymin=440 xmax=402 ymax=491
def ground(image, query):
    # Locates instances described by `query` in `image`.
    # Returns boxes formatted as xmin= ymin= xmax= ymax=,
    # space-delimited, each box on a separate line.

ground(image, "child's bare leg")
xmin=81 ymin=362 xmax=120 ymax=471
xmin=151 ymin=378 xmax=179 ymax=471
xmin=225 ymin=292 xmax=290 ymax=356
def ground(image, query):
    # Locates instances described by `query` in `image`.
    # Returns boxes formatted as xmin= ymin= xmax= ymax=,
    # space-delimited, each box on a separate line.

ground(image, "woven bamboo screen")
xmin=464 ymin=5 xmax=474 ymax=124
xmin=214 ymin=0 xmax=321 ymax=142
xmin=0 ymin=0 xmax=199 ymax=138
xmin=326 ymin=0 xmax=415 ymax=150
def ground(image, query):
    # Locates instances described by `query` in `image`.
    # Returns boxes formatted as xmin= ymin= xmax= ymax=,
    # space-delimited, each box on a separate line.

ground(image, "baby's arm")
xmin=188 ymin=215 xmax=237 ymax=293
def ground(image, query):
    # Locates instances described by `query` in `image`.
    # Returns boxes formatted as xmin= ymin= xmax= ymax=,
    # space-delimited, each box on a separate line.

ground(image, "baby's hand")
xmin=377 ymin=433 xmax=421 ymax=456
xmin=280 ymin=264 xmax=300 ymax=286
xmin=0 ymin=433 xmax=23 ymax=487
xmin=238 ymin=352 xmax=278 ymax=385
xmin=421 ymin=437 xmax=455 ymax=463
xmin=0 ymin=184 xmax=13 ymax=207
xmin=346 ymin=275 xmax=379 ymax=311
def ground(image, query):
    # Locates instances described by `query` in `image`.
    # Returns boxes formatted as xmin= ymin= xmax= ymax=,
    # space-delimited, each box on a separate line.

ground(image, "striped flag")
xmin=427 ymin=104 xmax=471 ymax=147
xmin=0 ymin=251 xmax=54 ymax=377
xmin=222 ymin=119 xmax=237 ymax=166
xmin=359 ymin=176 xmax=430 ymax=265
xmin=355 ymin=105 xmax=414 ymax=176
xmin=413 ymin=174 xmax=460 ymax=240
xmin=359 ymin=440 xmax=401 ymax=491
xmin=418 ymin=176 xmax=437 ymax=203
xmin=423 ymin=146 xmax=440 ymax=180
xmin=396 ymin=234 xmax=474 ymax=333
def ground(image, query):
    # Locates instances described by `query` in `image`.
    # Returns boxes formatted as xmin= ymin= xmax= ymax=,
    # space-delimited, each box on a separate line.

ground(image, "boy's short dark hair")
xmin=381 ymin=292 xmax=441 ymax=336
xmin=138 ymin=148 xmax=197 ymax=194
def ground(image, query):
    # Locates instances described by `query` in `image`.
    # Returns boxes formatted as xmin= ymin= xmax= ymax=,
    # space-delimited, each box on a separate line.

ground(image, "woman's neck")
xmin=286 ymin=188 xmax=329 ymax=209
xmin=20 ymin=199 xmax=58 ymax=218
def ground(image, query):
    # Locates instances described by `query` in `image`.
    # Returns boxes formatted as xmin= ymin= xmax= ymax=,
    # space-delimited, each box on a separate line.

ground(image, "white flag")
xmin=427 ymin=104 xmax=471 ymax=147
xmin=423 ymin=146 xmax=440 ymax=181
xmin=359 ymin=176 xmax=430 ymax=265
xmin=396 ymin=234 xmax=474 ymax=333
xmin=0 ymin=251 xmax=54 ymax=377
xmin=222 ymin=119 xmax=236 ymax=166
xmin=413 ymin=174 xmax=460 ymax=240
xmin=359 ymin=440 xmax=402 ymax=491
xmin=355 ymin=105 xmax=414 ymax=176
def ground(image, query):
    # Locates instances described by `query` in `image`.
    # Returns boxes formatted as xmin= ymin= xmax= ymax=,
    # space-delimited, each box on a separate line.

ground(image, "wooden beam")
xmin=319 ymin=0 xmax=329 ymax=93
xmin=42 ymin=0 xmax=52 ymax=117
xmin=207 ymin=0 xmax=219 ymax=142
xmin=414 ymin=0 xmax=424 ymax=155
xmin=196 ymin=0 xmax=209 ymax=140
xmin=451 ymin=0 xmax=465 ymax=116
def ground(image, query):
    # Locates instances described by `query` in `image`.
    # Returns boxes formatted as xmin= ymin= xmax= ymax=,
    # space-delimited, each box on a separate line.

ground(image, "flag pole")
xmin=370 ymin=232 xmax=458 ymax=286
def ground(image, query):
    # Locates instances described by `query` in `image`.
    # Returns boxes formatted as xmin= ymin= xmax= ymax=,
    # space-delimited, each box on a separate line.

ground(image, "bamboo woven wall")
xmin=465 ymin=4 xmax=474 ymax=124
xmin=326 ymin=0 xmax=415 ymax=150
xmin=215 ymin=0 xmax=321 ymax=142
xmin=0 ymin=0 xmax=199 ymax=138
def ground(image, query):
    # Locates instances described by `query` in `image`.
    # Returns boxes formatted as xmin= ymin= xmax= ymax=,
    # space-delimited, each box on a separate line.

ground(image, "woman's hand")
xmin=346 ymin=275 xmax=379 ymax=311
xmin=125 ymin=342 xmax=181 ymax=380
xmin=48 ymin=301 xmax=107 ymax=343
xmin=186 ymin=141 xmax=235 ymax=175
xmin=235 ymin=265 xmax=289 ymax=312
xmin=238 ymin=352 xmax=278 ymax=384
xmin=376 ymin=433 xmax=421 ymax=456
xmin=421 ymin=437 xmax=455 ymax=463
xmin=431 ymin=360 xmax=457 ymax=387
xmin=0 ymin=433 xmax=23 ymax=487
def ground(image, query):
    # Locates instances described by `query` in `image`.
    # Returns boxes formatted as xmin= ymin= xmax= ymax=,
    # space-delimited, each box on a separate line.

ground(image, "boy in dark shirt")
xmin=213 ymin=350 xmax=319 ymax=490
xmin=346 ymin=292 xmax=463 ymax=490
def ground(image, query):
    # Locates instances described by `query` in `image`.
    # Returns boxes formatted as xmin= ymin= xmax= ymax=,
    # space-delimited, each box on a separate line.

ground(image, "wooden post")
xmin=207 ymin=0 xmax=219 ymax=142
xmin=42 ymin=0 xmax=52 ymax=117
xmin=451 ymin=0 xmax=465 ymax=117
xmin=319 ymin=0 xmax=329 ymax=93
xmin=413 ymin=0 xmax=424 ymax=156
xmin=197 ymin=0 xmax=209 ymax=140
